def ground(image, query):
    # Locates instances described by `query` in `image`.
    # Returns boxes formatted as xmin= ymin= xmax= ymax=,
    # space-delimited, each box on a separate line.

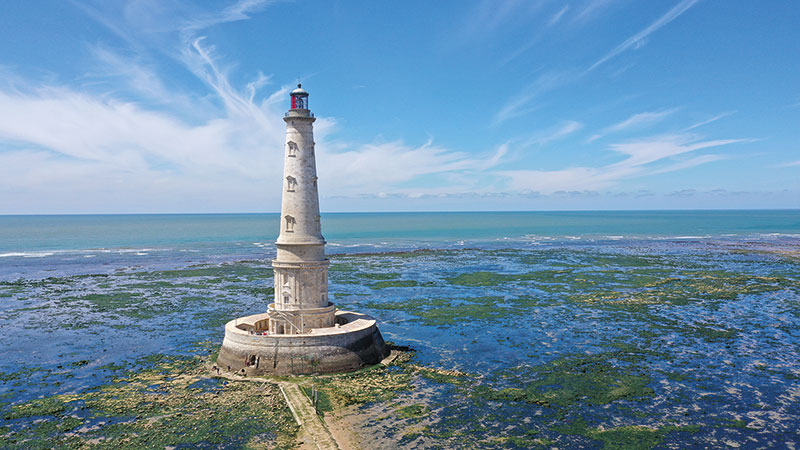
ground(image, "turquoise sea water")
xmin=1 ymin=210 xmax=799 ymax=448
xmin=1 ymin=210 xmax=799 ymax=279
xmin=2 ymin=210 xmax=800 ymax=253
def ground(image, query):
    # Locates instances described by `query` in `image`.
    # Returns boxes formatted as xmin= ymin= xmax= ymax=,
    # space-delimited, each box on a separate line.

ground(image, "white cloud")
xmin=492 ymin=71 xmax=576 ymax=125
xmin=524 ymin=121 xmax=584 ymax=147
xmin=604 ymin=109 xmax=677 ymax=134
xmin=548 ymin=6 xmax=570 ymax=26
xmin=181 ymin=0 xmax=272 ymax=33
xmin=682 ymin=111 xmax=736 ymax=131
xmin=453 ymin=0 xmax=547 ymax=44
xmin=573 ymin=0 xmax=617 ymax=24
xmin=496 ymin=134 xmax=744 ymax=194
xmin=649 ymin=154 xmax=725 ymax=174
xmin=777 ymin=159 xmax=800 ymax=168
xmin=588 ymin=109 xmax=678 ymax=142
xmin=500 ymin=166 xmax=615 ymax=193
xmin=608 ymin=135 xmax=746 ymax=168
xmin=318 ymin=140 xmax=505 ymax=197
xmin=588 ymin=0 xmax=701 ymax=72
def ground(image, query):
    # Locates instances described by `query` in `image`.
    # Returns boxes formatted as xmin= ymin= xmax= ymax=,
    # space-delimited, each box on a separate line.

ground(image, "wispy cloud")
xmin=588 ymin=0 xmax=701 ymax=72
xmin=683 ymin=110 xmax=736 ymax=131
xmin=495 ymin=1 xmax=698 ymax=125
xmin=452 ymin=0 xmax=547 ymax=44
xmin=548 ymin=6 xmax=570 ymax=26
xmin=524 ymin=121 xmax=584 ymax=147
xmin=777 ymin=159 xmax=800 ymax=168
xmin=492 ymin=71 xmax=576 ymax=125
xmin=649 ymin=154 xmax=725 ymax=174
xmin=608 ymin=135 xmax=747 ymax=168
xmin=497 ymin=133 xmax=745 ymax=194
xmin=318 ymin=140 xmax=503 ymax=197
xmin=179 ymin=0 xmax=272 ymax=36
xmin=588 ymin=108 xmax=679 ymax=142
xmin=572 ymin=0 xmax=617 ymax=24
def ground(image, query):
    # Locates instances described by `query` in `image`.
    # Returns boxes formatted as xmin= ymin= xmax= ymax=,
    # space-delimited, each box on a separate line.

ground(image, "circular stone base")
xmin=216 ymin=310 xmax=389 ymax=376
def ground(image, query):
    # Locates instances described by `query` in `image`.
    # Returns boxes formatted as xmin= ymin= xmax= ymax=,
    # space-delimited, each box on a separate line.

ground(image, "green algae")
xmin=372 ymin=279 xmax=420 ymax=289
xmin=360 ymin=272 xmax=401 ymax=280
xmin=446 ymin=270 xmax=571 ymax=287
xmin=473 ymin=349 xmax=656 ymax=409
xmin=146 ymin=263 xmax=271 ymax=280
xmin=305 ymin=361 xmax=413 ymax=411
xmin=291 ymin=346 xmax=416 ymax=417
xmin=365 ymin=296 xmax=521 ymax=325
xmin=0 ymin=367 xmax=40 ymax=383
xmin=584 ymin=424 xmax=700 ymax=450
xmin=4 ymin=397 xmax=67 ymax=420
xmin=396 ymin=403 xmax=428 ymax=420
xmin=0 ymin=354 xmax=298 ymax=450
xmin=716 ymin=418 xmax=752 ymax=429
xmin=301 ymin=385 xmax=333 ymax=413
xmin=487 ymin=430 xmax=552 ymax=449
xmin=687 ymin=323 xmax=740 ymax=341
xmin=412 ymin=366 xmax=468 ymax=385
xmin=416 ymin=300 xmax=514 ymax=325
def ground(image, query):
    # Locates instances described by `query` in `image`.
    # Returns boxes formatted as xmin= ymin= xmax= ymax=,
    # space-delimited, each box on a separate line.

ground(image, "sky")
xmin=0 ymin=0 xmax=798 ymax=213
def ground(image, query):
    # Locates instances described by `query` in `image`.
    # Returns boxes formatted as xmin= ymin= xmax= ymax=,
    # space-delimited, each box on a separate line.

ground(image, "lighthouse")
xmin=269 ymin=84 xmax=335 ymax=334
xmin=216 ymin=85 xmax=389 ymax=375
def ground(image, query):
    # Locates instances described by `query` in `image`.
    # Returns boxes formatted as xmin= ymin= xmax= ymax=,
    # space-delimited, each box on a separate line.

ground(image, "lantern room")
xmin=290 ymin=84 xmax=309 ymax=110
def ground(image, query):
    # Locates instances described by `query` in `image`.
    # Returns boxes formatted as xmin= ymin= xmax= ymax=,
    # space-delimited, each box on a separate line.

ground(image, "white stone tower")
xmin=268 ymin=84 xmax=335 ymax=334
xmin=216 ymin=84 xmax=388 ymax=375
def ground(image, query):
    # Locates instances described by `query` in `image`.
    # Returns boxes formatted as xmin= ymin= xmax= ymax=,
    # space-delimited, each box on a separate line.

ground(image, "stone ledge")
xmin=217 ymin=310 xmax=388 ymax=375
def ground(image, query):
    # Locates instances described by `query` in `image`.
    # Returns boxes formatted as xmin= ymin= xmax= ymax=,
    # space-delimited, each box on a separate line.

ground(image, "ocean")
xmin=1 ymin=210 xmax=799 ymax=448
xmin=2 ymin=210 xmax=799 ymax=280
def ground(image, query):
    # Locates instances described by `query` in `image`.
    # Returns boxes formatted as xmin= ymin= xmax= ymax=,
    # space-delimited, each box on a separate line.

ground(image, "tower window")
xmin=286 ymin=176 xmax=297 ymax=192
xmin=287 ymin=141 xmax=298 ymax=157
xmin=284 ymin=215 xmax=295 ymax=232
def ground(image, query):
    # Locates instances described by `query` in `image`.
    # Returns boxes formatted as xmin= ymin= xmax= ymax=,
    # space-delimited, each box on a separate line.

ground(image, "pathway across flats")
xmin=279 ymin=382 xmax=340 ymax=450
xmin=210 ymin=368 xmax=340 ymax=450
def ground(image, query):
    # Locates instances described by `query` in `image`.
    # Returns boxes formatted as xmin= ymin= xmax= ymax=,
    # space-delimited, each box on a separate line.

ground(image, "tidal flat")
xmin=1 ymin=238 xmax=799 ymax=449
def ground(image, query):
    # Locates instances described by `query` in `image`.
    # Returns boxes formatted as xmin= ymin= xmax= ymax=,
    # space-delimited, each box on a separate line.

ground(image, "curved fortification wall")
xmin=217 ymin=311 xmax=389 ymax=376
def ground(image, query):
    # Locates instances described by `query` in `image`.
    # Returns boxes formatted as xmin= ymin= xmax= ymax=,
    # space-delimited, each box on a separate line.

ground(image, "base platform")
xmin=216 ymin=310 xmax=389 ymax=376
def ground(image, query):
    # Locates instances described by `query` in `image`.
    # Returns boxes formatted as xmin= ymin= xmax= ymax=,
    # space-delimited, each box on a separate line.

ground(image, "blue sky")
xmin=0 ymin=0 xmax=798 ymax=213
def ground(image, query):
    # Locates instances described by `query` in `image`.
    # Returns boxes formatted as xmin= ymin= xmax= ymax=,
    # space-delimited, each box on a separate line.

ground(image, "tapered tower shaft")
xmin=268 ymin=85 xmax=334 ymax=334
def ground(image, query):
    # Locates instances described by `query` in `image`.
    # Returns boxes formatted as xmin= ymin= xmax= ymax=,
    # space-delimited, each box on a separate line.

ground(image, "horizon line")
xmin=1 ymin=207 xmax=799 ymax=216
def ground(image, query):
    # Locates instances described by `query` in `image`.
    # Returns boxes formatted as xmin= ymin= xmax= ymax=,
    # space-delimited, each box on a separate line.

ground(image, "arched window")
xmin=286 ymin=176 xmax=297 ymax=192
xmin=284 ymin=215 xmax=295 ymax=232
xmin=287 ymin=141 xmax=298 ymax=157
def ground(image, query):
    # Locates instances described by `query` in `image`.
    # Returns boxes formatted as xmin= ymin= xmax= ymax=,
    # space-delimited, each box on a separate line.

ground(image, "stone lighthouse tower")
xmin=269 ymin=84 xmax=335 ymax=334
xmin=216 ymin=85 xmax=389 ymax=375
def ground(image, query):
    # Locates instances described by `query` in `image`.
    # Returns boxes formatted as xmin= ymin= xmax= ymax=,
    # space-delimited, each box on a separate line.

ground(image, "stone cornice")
xmin=272 ymin=260 xmax=330 ymax=269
